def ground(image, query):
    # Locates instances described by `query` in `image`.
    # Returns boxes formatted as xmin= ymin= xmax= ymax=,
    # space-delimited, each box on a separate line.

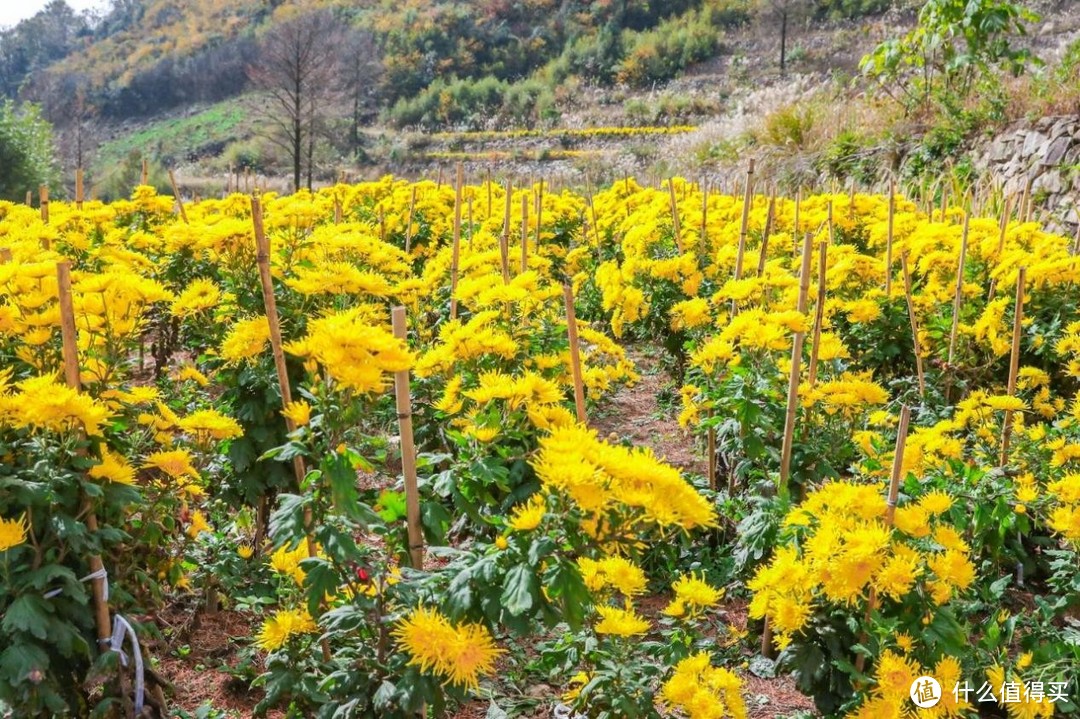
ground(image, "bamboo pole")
xmin=563 ymin=283 xmax=587 ymax=423
xmin=56 ymin=262 xmax=114 ymax=652
xmin=333 ymin=197 xmax=342 ymax=225
xmin=1000 ymin=267 xmax=1026 ymax=466
xmin=668 ymin=178 xmax=683 ymax=253
xmin=467 ymin=196 xmax=475 ymax=252
xmin=947 ymin=213 xmax=970 ymax=367
xmin=901 ymin=253 xmax=927 ymax=397
xmin=141 ymin=157 xmax=148 ymax=186
xmin=25 ymin=190 xmax=32 ymax=206
xmin=449 ymin=164 xmax=463 ymax=319
xmin=534 ymin=179 xmax=544 ymax=253
xmin=76 ymin=168 xmax=84 ymax=209
xmin=392 ymin=307 xmax=424 ymax=569
xmin=706 ymin=409 xmax=717 ymax=492
xmin=778 ymin=232 xmax=814 ymax=501
xmin=807 ymin=241 xmax=828 ymax=387
xmin=987 ymin=196 xmax=1013 ymax=302
xmin=885 ymin=181 xmax=895 ymax=296
xmin=854 ymin=405 xmax=911 ymax=673
xmin=520 ymin=192 xmax=529 ymax=274
xmin=1021 ymin=176 xmax=1033 ymax=223
xmin=167 ymin=170 xmax=189 ymax=224
xmin=732 ymin=160 xmax=755 ymax=291
xmin=251 ymin=198 xmax=329 ymax=661
xmin=700 ymin=179 xmax=709 ymax=255
xmin=500 ymin=180 xmax=512 ymax=283
xmin=756 ymin=193 xmax=776 ymax=276
xmin=39 ymin=185 xmax=49 ymax=224
xmin=405 ymin=186 xmax=417 ymax=254
xmin=793 ymin=190 xmax=801 ymax=252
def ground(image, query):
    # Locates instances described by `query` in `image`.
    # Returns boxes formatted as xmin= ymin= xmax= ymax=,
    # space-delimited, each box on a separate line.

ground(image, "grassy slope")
xmin=95 ymin=100 xmax=251 ymax=172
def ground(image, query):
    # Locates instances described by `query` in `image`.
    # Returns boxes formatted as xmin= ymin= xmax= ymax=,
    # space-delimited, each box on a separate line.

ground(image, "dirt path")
xmin=159 ymin=345 xmax=813 ymax=718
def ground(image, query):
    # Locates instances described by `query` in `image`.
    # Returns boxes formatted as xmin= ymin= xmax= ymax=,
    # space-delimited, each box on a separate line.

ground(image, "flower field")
xmin=0 ymin=175 xmax=1079 ymax=718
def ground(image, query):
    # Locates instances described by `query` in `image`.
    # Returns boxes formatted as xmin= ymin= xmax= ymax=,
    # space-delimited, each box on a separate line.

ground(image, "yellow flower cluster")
xmin=532 ymin=424 xmax=717 ymax=544
xmin=256 ymin=608 xmax=318 ymax=652
xmin=660 ymin=653 xmax=747 ymax=719
xmin=748 ymin=481 xmax=975 ymax=649
xmin=392 ymin=606 xmax=504 ymax=689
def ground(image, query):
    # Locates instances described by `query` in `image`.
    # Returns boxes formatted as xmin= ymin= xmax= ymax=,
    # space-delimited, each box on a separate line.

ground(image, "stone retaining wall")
xmin=974 ymin=114 xmax=1080 ymax=226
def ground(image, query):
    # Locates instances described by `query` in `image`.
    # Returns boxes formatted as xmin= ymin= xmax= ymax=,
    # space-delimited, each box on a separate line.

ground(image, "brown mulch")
xmin=151 ymin=602 xmax=285 ymax=718
xmin=590 ymin=347 xmax=703 ymax=476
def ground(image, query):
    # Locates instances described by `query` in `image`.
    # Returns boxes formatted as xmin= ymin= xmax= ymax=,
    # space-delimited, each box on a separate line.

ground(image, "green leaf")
xmin=0 ymin=643 xmax=49 ymax=684
xmin=2 ymin=594 xmax=53 ymax=640
xmin=302 ymin=558 xmax=340 ymax=618
xmin=500 ymin=563 xmax=538 ymax=617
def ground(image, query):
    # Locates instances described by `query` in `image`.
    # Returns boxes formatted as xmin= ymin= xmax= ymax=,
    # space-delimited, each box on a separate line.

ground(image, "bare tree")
xmin=247 ymin=8 xmax=344 ymax=192
xmin=342 ymin=29 xmax=381 ymax=162
xmin=758 ymin=0 xmax=813 ymax=75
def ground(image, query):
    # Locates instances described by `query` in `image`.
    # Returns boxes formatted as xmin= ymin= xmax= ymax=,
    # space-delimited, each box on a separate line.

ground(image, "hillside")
xmin=2 ymin=0 xmax=1080 ymax=213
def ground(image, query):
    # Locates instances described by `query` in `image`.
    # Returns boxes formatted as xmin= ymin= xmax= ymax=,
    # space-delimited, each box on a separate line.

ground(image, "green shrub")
xmin=617 ymin=10 xmax=722 ymax=87
xmin=385 ymin=76 xmax=559 ymax=130
xmin=0 ymin=102 xmax=58 ymax=202
xmin=762 ymin=103 xmax=817 ymax=149
xmin=817 ymin=129 xmax=879 ymax=184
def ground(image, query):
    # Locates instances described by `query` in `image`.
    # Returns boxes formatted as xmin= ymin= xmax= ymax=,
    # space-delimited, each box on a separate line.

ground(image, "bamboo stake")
xmin=668 ymin=179 xmax=683 ymax=253
xmin=56 ymin=262 xmax=114 ymax=652
xmin=756 ymin=193 xmax=776 ymax=276
xmin=392 ymin=307 xmax=424 ymax=569
xmin=76 ymin=168 xmax=84 ymax=209
xmin=793 ymin=190 xmax=801 ymax=251
xmin=141 ymin=157 xmax=148 ymax=186
xmin=1000 ymin=267 xmax=1026 ymax=466
xmin=731 ymin=160 xmax=755 ymax=316
xmin=500 ymin=180 xmax=512 ymax=283
xmin=404 ymin=186 xmax=417 ymax=254
xmin=449 ymin=164 xmax=463 ymax=319
xmin=854 ymin=405 xmax=911 ymax=673
xmin=25 ymin=190 xmax=31 ymax=206
xmin=563 ymin=283 xmax=587 ymax=423
xmin=333 ymin=197 xmax=342 ymax=225
xmin=251 ymin=197 xmax=330 ymax=662
xmin=901 ymin=253 xmax=927 ymax=397
xmin=39 ymin=185 xmax=49 ymax=224
xmin=706 ymin=409 xmax=717 ymax=492
xmin=848 ymin=178 xmax=856 ymax=221
xmin=467 ymin=195 xmax=475 ymax=252
xmin=987 ymin=196 xmax=1013 ymax=302
xmin=167 ymin=169 xmax=188 ymax=224
xmin=807 ymin=241 xmax=828 ymax=386
xmin=947 ymin=213 xmax=970 ymax=367
xmin=779 ymin=232 xmax=814 ymax=501
xmin=520 ymin=192 xmax=529 ymax=274
xmin=534 ymin=179 xmax=544 ymax=253
xmin=700 ymin=179 xmax=709 ymax=255
xmin=885 ymin=181 xmax=895 ymax=296
xmin=379 ymin=206 xmax=387 ymax=243
xmin=486 ymin=172 xmax=493 ymax=217
xmin=1021 ymin=176 xmax=1033 ymax=223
